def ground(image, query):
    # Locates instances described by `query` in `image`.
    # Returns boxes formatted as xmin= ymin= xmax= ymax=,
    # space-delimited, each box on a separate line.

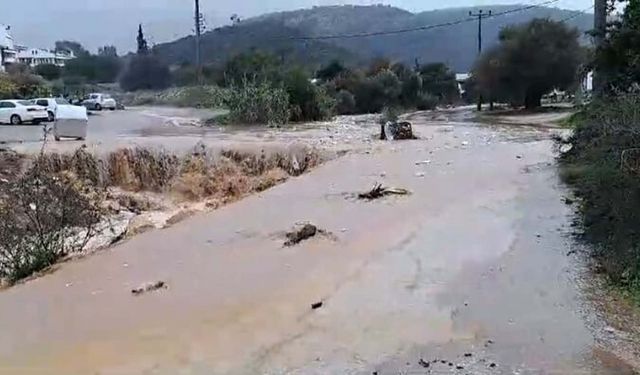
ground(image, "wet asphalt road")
xmin=0 ymin=110 xmax=636 ymax=374
xmin=0 ymin=106 xmax=222 ymax=146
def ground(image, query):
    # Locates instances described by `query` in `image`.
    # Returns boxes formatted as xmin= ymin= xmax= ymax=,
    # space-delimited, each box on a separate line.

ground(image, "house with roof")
xmin=1 ymin=24 xmax=75 ymax=72
xmin=15 ymin=46 xmax=75 ymax=68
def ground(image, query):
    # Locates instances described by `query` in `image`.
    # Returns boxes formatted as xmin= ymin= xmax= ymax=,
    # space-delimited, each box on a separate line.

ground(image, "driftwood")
xmin=358 ymin=183 xmax=411 ymax=200
xmin=284 ymin=224 xmax=318 ymax=246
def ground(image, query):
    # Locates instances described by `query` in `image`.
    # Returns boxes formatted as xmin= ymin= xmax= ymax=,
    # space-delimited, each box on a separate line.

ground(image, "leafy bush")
xmin=225 ymin=80 xmax=290 ymax=125
xmin=0 ymin=161 xmax=102 ymax=282
xmin=335 ymin=89 xmax=356 ymax=114
xmin=416 ymin=92 xmax=438 ymax=110
xmin=560 ymin=93 xmax=640 ymax=291
xmin=285 ymin=68 xmax=335 ymax=121
xmin=35 ymin=64 xmax=62 ymax=81
xmin=0 ymin=73 xmax=17 ymax=99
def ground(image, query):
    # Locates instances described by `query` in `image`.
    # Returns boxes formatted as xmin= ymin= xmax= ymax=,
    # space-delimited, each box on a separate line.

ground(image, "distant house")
xmin=15 ymin=46 xmax=75 ymax=68
xmin=1 ymin=24 xmax=75 ymax=72
xmin=0 ymin=24 xmax=17 ymax=72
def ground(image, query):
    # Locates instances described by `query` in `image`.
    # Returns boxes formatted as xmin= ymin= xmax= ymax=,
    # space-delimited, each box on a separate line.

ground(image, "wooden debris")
xmin=131 ymin=280 xmax=167 ymax=296
xmin=358 ymin=183 xmax=411 ymax=200
xmin=284 ymin=224 xmax=318 ymax=246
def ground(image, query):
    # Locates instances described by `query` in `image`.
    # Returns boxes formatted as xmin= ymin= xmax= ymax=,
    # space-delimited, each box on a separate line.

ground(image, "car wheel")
xmin=54 ymin=136 xmax=61 ymax=141
xmin=10 ymin=115 xmax=21 ymax=125
xmin=95 ymin=104 xmax=102 ymax=111
xmin=48 ymin=111 xmax=55 ymax=122
xmin=77 ymin=137 xmax=85 ymax=141
xmin=109 ymin=107 xmax=115 ymax=111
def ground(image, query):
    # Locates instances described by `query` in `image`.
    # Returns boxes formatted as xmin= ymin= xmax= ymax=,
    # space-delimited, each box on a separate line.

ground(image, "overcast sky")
xmin=3 ymin=0 xmax=593 ymax=53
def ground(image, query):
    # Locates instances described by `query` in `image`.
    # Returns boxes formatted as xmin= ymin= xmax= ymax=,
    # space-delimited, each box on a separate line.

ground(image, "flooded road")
xmin=0 ymin=111 xmax=634 ymax=374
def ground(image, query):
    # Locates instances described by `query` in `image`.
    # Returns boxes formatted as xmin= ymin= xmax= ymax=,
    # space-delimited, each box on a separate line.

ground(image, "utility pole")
xmin=593 ymin=0 xmax=607 ymax=93
xmin=194 ymin=0 xmax=202 ymax=84
xmin=469 ymin=9 xmax=491 ymax=111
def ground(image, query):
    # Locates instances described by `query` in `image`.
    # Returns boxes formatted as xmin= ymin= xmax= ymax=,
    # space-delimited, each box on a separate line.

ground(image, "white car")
xmin=82 ymin=93 xmax=117 ymax=111
xmin=0 ymin=99 xmax=49 ymax=125
xmin=31 ymin=97 xmax=70 ymax=122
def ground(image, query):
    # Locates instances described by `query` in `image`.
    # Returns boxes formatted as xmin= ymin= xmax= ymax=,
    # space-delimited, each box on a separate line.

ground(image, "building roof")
xmin=16 ymin=48 xmax=72 ymax=60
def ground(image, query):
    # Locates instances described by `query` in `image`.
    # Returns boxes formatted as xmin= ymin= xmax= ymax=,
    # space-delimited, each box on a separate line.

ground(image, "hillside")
xmin=154 ymin=4 xmax=593 ymax=72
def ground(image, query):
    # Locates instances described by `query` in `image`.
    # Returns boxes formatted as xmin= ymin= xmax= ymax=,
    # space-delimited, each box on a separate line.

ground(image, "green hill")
xmin=153 ymin=4 xmax=593 ymax=72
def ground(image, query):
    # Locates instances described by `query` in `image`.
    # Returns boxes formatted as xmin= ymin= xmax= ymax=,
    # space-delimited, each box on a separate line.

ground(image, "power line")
xmin=284 ymin=0 xmax=561 ymax=41
xmin=559 ymin=5 xmax=594 ymax=22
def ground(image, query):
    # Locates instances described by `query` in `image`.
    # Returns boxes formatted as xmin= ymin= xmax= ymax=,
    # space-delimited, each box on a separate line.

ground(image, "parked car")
xmin=82 ymin=93 xmax=117 ymax=111
xmin=0 ymin=99 xmax=49 ymax=125
xmin=31 ymin=97 xmax=71 ymax=122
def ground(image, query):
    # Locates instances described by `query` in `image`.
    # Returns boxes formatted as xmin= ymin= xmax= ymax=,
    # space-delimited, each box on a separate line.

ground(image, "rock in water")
xmin=381 ymin=121 xmax=415 ymax=140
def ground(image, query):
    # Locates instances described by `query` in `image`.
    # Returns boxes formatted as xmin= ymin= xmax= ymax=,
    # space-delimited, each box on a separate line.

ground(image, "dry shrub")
xmin=106 ymin=148 xmax=179 ymax=191
xmin=172 ymin=155 xmax=252 ymax=201
xmin=0 ymin=162 xmax=102 ymax=283
xmin=0 ymin=149 xmax=27 ymax=181
xmin=220 ymin=149 xmax=321 ymax=176
xmin=254 ymin=168 xmax=288 ymax=192
xmin=34 ymin=147 xmax=103 ymax=186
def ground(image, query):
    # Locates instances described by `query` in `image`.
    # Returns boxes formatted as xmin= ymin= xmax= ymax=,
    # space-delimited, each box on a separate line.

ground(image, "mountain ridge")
xmin=153 ymin=4 xmax=593 ymax=72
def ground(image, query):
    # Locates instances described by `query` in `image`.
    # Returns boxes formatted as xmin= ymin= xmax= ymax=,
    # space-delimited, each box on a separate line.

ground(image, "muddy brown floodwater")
xmin=0 ymin=109 xmax=637 ymax=374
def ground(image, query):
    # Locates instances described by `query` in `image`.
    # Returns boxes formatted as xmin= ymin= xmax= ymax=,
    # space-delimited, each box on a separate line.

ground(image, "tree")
xmin=221 ymin=51 xmax=282 ymax=85
xmin=64 ymin=55 xmax=121 ymax=83
xmin=137 ymin=24 xmax=149 ymax=55
xmin=473 ymin=18 xmax=583 ymax=109
xmin=0 ymin=74 xmax=17 ymax=99
xmin=595 ymin=0 xmax=640 ymax=91
xmin=54 ymin=41 xmax=89 ymax=57
xmin=120 ymin=55 xmax=170 ymax=91
xmin=34 ymin=64 xmax=62 ymax=81
xmin=5 ymin=64 xmax=48 ymax=98
xmin=418 ymin=63 xmax=458 ymax=103
xmin=98 ymin=45 xmax=118 ymax=57
xmin=316 ymin=60 xmax=346 ymax=81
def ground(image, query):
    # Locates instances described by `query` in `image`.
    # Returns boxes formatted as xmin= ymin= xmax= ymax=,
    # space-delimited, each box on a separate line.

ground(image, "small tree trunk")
xmin=524 ymin=92 xmax=542 ymax=109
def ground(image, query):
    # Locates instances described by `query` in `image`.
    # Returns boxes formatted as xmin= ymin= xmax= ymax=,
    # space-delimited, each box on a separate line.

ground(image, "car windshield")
xmin=90 ymin=94 xmax=99 ymax=99
xmin=55 ymin=98 xmax=69 ymax=105
xmin=17 ymin=100 xmax=32 ymax=106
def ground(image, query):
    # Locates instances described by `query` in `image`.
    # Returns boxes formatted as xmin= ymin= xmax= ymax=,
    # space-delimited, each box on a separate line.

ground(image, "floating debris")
xmin=131 ymin=280 xmax=167 ymax=296
xmin=358 ymin=183 xmax=411 ymax=200
xmin=284 ymin=224 xmax=318 ymax=246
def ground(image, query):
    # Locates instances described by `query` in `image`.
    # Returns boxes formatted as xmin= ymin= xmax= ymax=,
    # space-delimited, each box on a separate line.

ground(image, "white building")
xmin=1 ymin=25 xmax=75 ymax=72
xmin=16 ymin=46 xmax=74 ymax=68
xmin=0 ymin=24 xmax=17 ymax=72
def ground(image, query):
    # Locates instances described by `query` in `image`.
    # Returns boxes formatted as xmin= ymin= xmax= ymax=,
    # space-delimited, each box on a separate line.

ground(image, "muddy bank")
xmin=0 ymin=144 xmax=324 ymax=284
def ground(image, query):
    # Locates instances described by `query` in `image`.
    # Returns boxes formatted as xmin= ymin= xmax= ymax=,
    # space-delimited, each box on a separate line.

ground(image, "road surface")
xmin=0 ymin=106 xmax=222 ymax=149
xmin=0 ymin=110 xmax=636 ymax=374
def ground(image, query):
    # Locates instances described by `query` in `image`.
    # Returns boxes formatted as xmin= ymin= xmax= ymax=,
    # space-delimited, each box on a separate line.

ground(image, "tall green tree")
xmin=137 ymin=24 xmax=149 ymax=55
xmin=473 ymin=18 xmax=583 ymax=109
